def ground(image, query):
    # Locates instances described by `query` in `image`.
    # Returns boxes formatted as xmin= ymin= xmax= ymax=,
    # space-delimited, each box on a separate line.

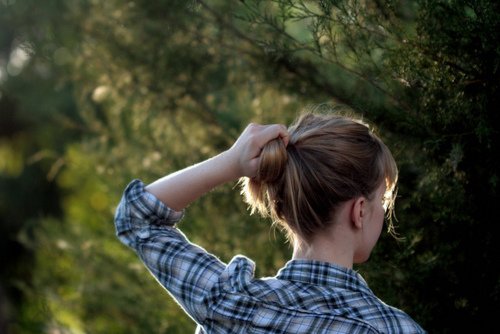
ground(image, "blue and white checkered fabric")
xmin=114 ymin=179 xmax=426 ymax=334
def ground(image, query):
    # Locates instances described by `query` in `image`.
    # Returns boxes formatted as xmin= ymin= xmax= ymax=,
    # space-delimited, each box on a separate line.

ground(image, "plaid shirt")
xmin=115 ymin=180 xmax=426 ymax=334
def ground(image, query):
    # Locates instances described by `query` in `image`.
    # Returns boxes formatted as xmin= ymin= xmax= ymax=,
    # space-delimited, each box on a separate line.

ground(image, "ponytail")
xmin=240 ymin=110 xmax=398 ymax=244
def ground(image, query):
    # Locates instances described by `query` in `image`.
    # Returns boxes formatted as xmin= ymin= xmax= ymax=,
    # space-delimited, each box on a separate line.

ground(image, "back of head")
xmin=240 ymin=108 xmax=398 ymax=244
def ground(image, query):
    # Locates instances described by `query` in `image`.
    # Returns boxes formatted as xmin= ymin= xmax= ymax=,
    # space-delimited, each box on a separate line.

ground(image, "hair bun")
xmin=256 ymin=138 xmax=288 ymax=183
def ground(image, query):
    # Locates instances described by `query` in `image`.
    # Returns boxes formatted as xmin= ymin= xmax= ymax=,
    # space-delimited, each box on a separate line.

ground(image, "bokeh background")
xmin=0 ymin=0 xmax=498 ymax=333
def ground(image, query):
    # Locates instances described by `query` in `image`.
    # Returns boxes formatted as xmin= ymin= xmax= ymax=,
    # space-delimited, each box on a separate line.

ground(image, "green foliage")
xmin=389 ymin=1 xmax=500 ymax=330
xmin=14 ymin=146 xmax=196 ymax=333
xmin=1 ymin=0 xmax=498 ymax=333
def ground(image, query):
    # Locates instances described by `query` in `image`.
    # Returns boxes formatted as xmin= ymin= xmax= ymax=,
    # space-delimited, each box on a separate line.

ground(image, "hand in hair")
xmin=145 ymin=123 xmax=288 ymax=211
xmin=227 ymin=123 xmax=289 ymax=179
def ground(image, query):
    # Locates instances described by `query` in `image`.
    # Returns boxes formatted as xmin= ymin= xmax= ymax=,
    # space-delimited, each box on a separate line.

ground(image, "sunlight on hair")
xmin=383 ymin=180 xmax=404 ymax=241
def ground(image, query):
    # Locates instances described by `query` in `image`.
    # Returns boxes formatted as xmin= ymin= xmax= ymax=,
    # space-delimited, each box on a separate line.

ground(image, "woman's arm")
xmin=145 ymin=123 xmax=288 ymax=211
xmin=114 ymin=122 xmax=288 ymax=325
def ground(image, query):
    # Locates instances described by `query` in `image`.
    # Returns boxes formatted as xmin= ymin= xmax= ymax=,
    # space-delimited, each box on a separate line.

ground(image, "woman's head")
xmin=240 ymin=109 xmax=398 ymax=244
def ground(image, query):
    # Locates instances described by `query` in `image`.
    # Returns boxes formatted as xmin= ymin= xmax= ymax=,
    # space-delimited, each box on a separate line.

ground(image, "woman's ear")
xmin=351 ymin=197 xmax=366 ymax=229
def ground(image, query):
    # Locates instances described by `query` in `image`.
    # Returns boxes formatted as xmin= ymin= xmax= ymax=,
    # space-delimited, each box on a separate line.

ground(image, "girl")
xmin=114 ymin=111 xmax=426 ymax=333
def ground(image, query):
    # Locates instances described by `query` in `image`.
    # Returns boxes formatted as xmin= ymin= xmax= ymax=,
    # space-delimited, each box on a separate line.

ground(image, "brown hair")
xmin=240 ymin=109 xmax=398 ymax=244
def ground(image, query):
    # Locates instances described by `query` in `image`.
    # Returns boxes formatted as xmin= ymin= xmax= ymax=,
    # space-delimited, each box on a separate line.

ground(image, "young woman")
xmin=114 ymin=111 xmax=426 ymax=333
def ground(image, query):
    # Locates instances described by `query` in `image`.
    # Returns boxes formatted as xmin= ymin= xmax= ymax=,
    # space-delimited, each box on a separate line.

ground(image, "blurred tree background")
xmin=0 ymin=0 xmax=498 ymax=333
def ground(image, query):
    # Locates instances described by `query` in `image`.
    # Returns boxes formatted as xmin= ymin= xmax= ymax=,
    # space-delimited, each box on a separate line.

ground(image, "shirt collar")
xmin=275 ymin=259 xmax=373 ymax=295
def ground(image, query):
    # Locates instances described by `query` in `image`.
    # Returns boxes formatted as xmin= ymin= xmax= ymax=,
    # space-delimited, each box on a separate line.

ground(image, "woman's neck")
xmin=291 ymin=230 xmax=354 ymax=269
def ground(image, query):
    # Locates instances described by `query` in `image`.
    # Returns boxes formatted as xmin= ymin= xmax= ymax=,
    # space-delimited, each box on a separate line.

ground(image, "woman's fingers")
xmin=277 ymin=124 xmax=289 ymax=146
xmin=229 ymin=123 xmax=289 ymax=178
xmin=249 ymin=123 xmax=289 ymax=149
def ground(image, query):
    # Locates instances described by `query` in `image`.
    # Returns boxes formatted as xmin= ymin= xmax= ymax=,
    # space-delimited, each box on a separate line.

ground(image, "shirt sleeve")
xmin=114 ymin=179 xmax=226 ymax=324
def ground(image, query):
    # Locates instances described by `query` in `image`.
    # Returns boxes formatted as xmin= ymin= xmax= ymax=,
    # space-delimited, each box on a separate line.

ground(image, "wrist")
xmin=216 ymin=150 xmax=242 ymax=182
